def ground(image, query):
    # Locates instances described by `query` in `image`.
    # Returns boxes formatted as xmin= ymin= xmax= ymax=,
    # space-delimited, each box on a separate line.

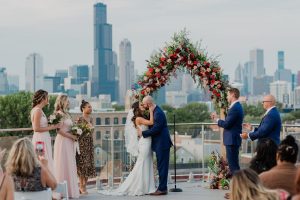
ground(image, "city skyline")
xmin=1 ymin=0 xmax=300 ymax=90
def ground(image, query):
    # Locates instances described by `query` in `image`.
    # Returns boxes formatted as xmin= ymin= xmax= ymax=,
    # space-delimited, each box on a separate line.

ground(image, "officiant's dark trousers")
xmin=156 ymin=148 xmax=170 ymax=191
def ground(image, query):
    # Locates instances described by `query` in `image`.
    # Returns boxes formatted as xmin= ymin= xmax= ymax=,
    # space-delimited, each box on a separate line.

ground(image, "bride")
xmin=99 ymin=101 xmax=156 ymax=196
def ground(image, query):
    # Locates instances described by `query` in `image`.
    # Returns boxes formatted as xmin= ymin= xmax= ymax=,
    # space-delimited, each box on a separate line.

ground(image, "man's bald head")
xmin=262 ymin=94 xmax=276 ymax=109
xmin=143 ymin=96 xmax=154 ymax=105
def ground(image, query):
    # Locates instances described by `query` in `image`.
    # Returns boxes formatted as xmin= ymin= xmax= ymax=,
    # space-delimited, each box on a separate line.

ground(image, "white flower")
xmin=144 ymin=76 xmax=148 ymax=81
xmin=167 ymin=59 xmax=172 ymax=63
xmin=77 ymin=128 xmax=83 ymax=135
xmin=49 ymin=115 xmax=55 ymax=121
xmin=155 ymin=68 xmax=161 ymax=73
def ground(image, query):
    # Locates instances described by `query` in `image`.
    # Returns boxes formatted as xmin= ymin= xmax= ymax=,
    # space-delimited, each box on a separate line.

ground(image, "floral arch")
xmin=133 ymin=30 xmax=230 ymax=110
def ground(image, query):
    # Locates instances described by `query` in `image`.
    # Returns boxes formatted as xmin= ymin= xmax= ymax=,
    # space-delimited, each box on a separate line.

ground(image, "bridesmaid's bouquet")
xmin=71 ymin=125 xmax=83 ymax=137
xmin=71 ymin=124 xmax=83 ymax=154
xmin=75 ymin=118 xmax=94 ymax=136
xmin=48 ymin=113 xmax=63 ymax=125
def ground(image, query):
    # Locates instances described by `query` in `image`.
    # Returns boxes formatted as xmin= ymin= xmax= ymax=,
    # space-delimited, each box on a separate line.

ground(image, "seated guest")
xmin=231 ymin=168 xmax=289 ymax=200
xmin=259 ymin=135 xmax=298 ymax=195
xmin=0 ymin=148 xmax=14 ymax=200
xmin=291 ymin=169 xmax=300 ymax=200
xmin=249 ymin=138 xmax=278 ymax=174
xmin=5 ymin=138 xmax=57 ymax=191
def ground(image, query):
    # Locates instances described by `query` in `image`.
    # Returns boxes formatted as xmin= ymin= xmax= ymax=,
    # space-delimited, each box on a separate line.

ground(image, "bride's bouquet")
xmin=48 ymin=113 xmax=63 ymax=125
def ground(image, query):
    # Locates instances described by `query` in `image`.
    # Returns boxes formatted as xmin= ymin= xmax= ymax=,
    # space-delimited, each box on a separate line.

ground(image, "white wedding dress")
xmin=99 ymin=125 xmax=156 ymax=196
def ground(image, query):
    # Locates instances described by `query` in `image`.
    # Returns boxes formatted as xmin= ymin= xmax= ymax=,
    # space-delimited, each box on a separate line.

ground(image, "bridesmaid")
xmin=31 ymin=89 xmax=60 ymax=174
xmin=53 ymin=95 xmax=79 ymax=198
xmin=76 ymin=100 xmax=96 ymax=194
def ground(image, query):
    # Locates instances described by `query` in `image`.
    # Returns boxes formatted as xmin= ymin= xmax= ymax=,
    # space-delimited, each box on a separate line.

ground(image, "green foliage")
xmin=162 ymin=102 xmax=210 ymax=123
xmin=0 ymin=92 xmax=57 ymax=136
xmin=0 ymin=91 xmax=32 ymax=130
xmin=112 ymin=104 xmax=125 ymax=111
xmin=282 ymin=110 xmax=300 ymax=122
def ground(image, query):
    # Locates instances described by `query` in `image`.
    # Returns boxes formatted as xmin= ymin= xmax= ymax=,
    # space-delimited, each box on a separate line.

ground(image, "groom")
xmin=137 ymin=96 xmax=172 ymax=195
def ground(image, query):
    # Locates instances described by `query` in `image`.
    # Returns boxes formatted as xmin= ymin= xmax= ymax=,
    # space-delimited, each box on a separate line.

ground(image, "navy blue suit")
xmin=249 ymin=107 xmax=281 ymax=145
xmin=142 ymin=106 xmax=172 ymax=191
xmin=218 ymin=102 xmax=244 ymax=174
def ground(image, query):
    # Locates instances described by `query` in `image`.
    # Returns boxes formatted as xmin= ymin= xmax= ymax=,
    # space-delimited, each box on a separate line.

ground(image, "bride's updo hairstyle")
xmin=131 ymin=101 xmax=143 ymax=127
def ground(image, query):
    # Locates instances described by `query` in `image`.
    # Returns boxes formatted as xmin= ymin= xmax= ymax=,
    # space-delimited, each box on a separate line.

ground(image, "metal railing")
xmin=1 ymin=123 xmax=300 ymax=187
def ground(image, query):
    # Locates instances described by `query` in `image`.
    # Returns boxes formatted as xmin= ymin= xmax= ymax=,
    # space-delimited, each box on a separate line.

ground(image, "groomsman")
xmin=241 ymin=95 xmax=281 ymax=145
xmin=211 ymin=88 xmax=244 ymax=175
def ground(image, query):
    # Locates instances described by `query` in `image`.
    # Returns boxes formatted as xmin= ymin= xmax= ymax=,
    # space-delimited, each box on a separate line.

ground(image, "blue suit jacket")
xmin=218 ymin=102 xmax=244 ymax=146
xmin=142 ymin=106 xmax=173 ymax=152
xmin=249 ymin=107 xmax=281 ymax=145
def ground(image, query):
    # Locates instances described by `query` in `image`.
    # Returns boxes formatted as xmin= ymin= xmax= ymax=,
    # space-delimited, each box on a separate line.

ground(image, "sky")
xmin=1 ymin=0 xmax=300 ymax=89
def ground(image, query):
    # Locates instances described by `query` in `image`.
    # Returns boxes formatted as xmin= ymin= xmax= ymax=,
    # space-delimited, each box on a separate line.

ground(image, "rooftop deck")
xmin=82 ymin=182 xmax=226 ymax=200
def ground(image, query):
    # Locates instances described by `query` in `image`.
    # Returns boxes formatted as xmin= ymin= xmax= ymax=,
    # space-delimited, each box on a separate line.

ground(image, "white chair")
xmin=14 ymin=188 xmax=52 ymax=200
xmin=54 ymin=180 xmax=69 ymax=200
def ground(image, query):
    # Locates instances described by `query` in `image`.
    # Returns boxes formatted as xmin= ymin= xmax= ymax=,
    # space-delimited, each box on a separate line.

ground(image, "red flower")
xmin=204 ymin=61 xmax=210 ymax=68
xmin=210 ymin=75 xmax=215 ymax=80
xmin=190 ymin=53 xmax=195 ymax=60
xmin=160 ymin=57 xmax=166 ymax=62
xmin=155 ymin=73 xmax=161 ymax=78
xmin=148 ymin=68 xmax=154 ymax=73
xmin=141 ymin=90 xmax=145 ymax=95
xmin=175 ymin=48 xmax=181 ymax=53
xmin=170 ymin=53 xmax=178 ymax=61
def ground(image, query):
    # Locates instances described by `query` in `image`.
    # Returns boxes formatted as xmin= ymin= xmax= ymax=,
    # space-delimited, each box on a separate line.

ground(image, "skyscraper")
xmin=7 ymin=75 xmax=19 ymax=93
xmin=69 ymin=65 xmax=89 ymax=84
xmin=0 ymin=68 xmax=9 ymax=94
xmin=243 ymin=61 xmax=254 ymax=95
xmin=234 ymin=63 xmax=243 ymax=83
xmin=25 ymin=53 xmax=43 ymax=92
xmin=278 ymin=51 xmax=284 ymax=70
xmin=250 ymin=49 xmax=265 ymax=77
xmin=270 ymin=81 xmax=290 ymax=105
xmin=92 ymin=3 xmax=118 ymax=101
xmin=297 ymin=71 xmax=300 ymax=86
xmin=119 ymin=39 xmax=134 ymax=105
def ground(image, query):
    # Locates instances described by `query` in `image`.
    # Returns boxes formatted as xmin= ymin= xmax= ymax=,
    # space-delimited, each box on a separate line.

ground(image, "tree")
xmin=161 ymin=103 xmax=210 ymax=123
xmin=112 ymin=104 xmax=125 ymax=111
xmin=0 ymin=92 xmax=57 ymax=136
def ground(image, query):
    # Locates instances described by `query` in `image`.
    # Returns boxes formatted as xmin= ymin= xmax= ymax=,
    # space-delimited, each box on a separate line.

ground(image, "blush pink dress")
xmin=53 ymin=114 xmax=79 ymax=198
xmin=31 ymin=107 xmax=54 ymax=174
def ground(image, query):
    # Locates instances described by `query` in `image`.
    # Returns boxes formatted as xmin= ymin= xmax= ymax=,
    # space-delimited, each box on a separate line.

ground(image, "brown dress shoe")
xmin=224 ymin=192 xmax=230 ymax=199
xmin=150 ymin=190 xmax=168 ymax=195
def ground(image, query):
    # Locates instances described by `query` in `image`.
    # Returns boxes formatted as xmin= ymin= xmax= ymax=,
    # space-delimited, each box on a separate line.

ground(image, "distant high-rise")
xmin=7 ymin=75 xmax=19 ymax=93
xmin=92 ymin=3 xmax=118 ymax=101
xmin=270 ymin=81 xmax=290 ymax=105
xmin=69 ymin=65 xmax=89 ymax=84
xmin=274 ymin=69 xmax=292 ymax=84
xmin=297 ymin=71 xmax=300 ymax=86
xmin=253 ymin=75 xmax=273 ymax=95
xmin=43 ymin=76 xmax=61 ymax=93
xmin=234 ymin=63 xmax=243 ymax=83
xmin=278 ymin=51 xmax=284 ymax=70
xmin=243 ymin=61 xmax=254 ymax=95
xmin=0 ymin=68 xmax=9 ymax=94
xmin=119 ymin=39 xmax=134 ymax=105
xmin=250 ymin=49 xmax=265 ymax=77
xmin=25 ymin=53 xmax=43 ymax=92
xmin=55 ymin=69 xmax=68 ymax=92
